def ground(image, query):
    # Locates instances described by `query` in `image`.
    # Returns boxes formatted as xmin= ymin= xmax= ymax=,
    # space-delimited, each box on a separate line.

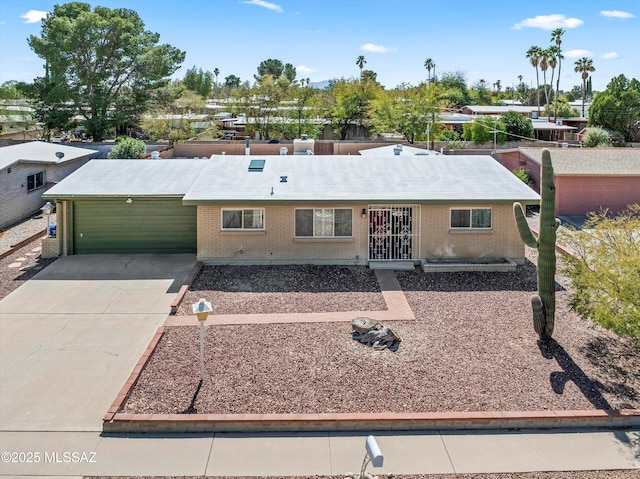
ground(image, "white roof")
xmin=358 ymin=144 xmax=442 ymax=156
xmin=43 ymin=159 xmax=208 ymax=198
xmin=183 ymin=155 xmax=540 ymax=203
xmin=0 ymin=142 xmax=98 ymax=171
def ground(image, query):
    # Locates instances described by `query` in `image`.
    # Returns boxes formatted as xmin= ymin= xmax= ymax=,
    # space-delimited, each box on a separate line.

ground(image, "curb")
xmin=169 ymin=261 xmax=203 ymax=314
xmin=0 ymin=229 xmax=46 ymax=261
xmin=104 ymin=410 xmax=640 ymax=433
xmin=103 ymin=326 xmax=640 ymax=434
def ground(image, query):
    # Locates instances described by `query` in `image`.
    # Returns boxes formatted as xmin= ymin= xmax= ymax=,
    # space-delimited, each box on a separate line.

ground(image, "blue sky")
xmin=0 ymin=0 xmax=638 ymax=92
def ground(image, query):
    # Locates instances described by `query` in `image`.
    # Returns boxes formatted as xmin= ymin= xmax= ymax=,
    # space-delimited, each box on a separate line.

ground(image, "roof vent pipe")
xmin=280 ymin=147 xmax=288 ymax=155
xmin=151 ymin=151 xmax=160 ymax=160
xmin=393 ymin=145 xmax=403 ymax=155
xmin=245 ymin=137 xmax=250 ymax=156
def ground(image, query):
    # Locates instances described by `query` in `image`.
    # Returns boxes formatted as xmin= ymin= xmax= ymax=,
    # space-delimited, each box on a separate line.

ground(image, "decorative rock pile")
xmin=351 ymin=317 xmax=401 ymax=351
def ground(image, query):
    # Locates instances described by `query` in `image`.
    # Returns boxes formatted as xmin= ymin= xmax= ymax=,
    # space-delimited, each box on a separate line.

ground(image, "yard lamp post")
xmin=41 ymin=201 xmax=54 ymax=237
xmin=353 ymin=435 xmax=383 ymax=479
xmin=192 ymin=298 xmax=213 ymax=382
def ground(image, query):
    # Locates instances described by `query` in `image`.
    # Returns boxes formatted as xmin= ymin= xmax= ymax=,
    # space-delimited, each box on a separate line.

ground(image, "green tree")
xmin=108 ymin=137 xmax=146 ymax=158
xmin=471 ymin=79 xmax=492 ymax=105
xmin=438 ymin=71 xmax=471 ymax=108
xmin=543 ymin=98 xmax=579 ymax=118
xmin=331 ymin=78 xmax=381 ymax=140
xmin=469 ymin=116 xmax=506 ymax=145
xmin=373 ymin=82 xmax=444 ymax=144
xmin=235 ymin=74 xmax=292 ymax=140
xmin=0 ymin=81 xmax=25 ymax=99
xmin=183 ymin=66 xmax=213 ymax=98
xmin=502 ymin=110 xmax=534 ymax=141
xmin=27 ymin=2 xmax=185 ymax=141
xmin=589 ymin=74 xmax=640 ymax=142
xmin=224 ymin=75 xmax=241 ymax=88
xmin=574 ymin=57 xmax=595 ymax=117
xmin=255 ymin=58 xmax=296 ymax=83
xmin=18 ymin=76 xmax=74 ymax=140
xmin=560 ymin=205 xmax=640 ymax=345
xmin=526 ymin=46 xmax=542 ymax=114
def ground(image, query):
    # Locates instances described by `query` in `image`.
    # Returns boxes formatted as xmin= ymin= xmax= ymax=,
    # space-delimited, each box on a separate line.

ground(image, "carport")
xmin=42 ymin=159 xmax=207 ymax=255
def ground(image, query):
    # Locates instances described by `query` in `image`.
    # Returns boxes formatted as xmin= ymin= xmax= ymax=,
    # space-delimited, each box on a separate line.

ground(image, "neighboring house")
xmin=43 ymin=155 xmax=539 ymax=265
xmin=460 ymin=105 xmax=539 ymax=118
xmin=0 ymin=142 xmax=98 ymax=230
xmin=358 ymin=144 xmax=441 ymax=156
xmin=498 ymin=147 xmax=640 ymax=216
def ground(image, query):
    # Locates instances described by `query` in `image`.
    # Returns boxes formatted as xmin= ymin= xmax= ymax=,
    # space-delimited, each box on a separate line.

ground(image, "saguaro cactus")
xmin=513 ymin=148 xmax=560 ymax=340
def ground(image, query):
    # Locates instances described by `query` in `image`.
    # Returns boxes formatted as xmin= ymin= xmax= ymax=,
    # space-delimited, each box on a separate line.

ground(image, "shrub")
xmin=582 ymin=127 xmax=610 ymax=147
xmin=512 ymin=167 xmax=532 ymax=186
xmin=447 ymin=140 xmax=468 ymax=150
xmin=108 ymin=137 xmax=146 ymax=158
xmin=436 ymin=129 xmax=460 ymax=141
xmin=560 ymin=204 xmax=640 ymax=345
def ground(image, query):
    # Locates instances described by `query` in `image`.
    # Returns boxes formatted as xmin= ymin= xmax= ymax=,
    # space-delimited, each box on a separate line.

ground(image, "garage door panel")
xmin=73 ymin=198 xmax=196 ymax=254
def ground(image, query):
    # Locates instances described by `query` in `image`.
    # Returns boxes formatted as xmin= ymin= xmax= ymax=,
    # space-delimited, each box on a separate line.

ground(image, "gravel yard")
xmin=122 ymin=249 xmax=640 ymax=416
xmin=179 ymin=264 xmax=387 ymax=315
xmin=0 ymin=239 xmax=56 ymax=300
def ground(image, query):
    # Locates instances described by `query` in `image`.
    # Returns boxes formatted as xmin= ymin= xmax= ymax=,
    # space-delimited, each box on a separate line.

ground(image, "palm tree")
xmin=574 ymin=57 xmax=595 ymax=117
xmin=526 ymin=46 xmax=542 ymax=115
xmin=539 ymin=48 xmax=551 ymax=107
xmin=550 ymin=28 xmax=565 ymax=122
xmin=424 ymin=58 xmax=434 ymax=82
xmin=548 ymin=46 xmax=560 ymax=108
xmin=356 ymin=55 xmax=366 ymax=78
xmin=213 ymin=67 xmax=220 ymax=89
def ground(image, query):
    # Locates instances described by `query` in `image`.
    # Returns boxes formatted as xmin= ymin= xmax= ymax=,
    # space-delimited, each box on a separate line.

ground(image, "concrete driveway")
xmin=0 ymin=254 xmax=196 ymax=432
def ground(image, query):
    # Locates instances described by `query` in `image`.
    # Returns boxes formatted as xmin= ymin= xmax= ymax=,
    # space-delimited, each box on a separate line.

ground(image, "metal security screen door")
xmin=368 ymin=206 xmax=416 ymax=260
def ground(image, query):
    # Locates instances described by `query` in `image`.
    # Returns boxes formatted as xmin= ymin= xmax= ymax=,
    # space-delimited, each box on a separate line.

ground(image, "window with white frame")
xmin=27 ymin=171 xmax=45 ymax=191
xmin=222 ymin=209 xmax=264 ymax=230
xmin=450 ymin=208 xmax=492 ymax=229
xmin=295 ymin=208 xmax=352 ymax=237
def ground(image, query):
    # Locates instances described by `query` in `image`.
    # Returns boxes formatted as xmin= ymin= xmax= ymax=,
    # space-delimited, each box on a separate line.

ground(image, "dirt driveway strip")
xmin=0 ymin=254 xmax=197 ymax=432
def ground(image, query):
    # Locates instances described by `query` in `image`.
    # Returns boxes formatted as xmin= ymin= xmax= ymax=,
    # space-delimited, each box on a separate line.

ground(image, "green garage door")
xmin=73 ymin=198 xmax=197 ymax=254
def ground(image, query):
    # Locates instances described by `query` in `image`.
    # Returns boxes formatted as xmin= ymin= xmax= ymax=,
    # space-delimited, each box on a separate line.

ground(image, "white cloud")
xmin=243 ymin=0 xmax=283 ymax=13
xmin=602 ymin=52 xmax=619 ymax=59
xmin=512 ymin=14 xmax=583 ymax=30
xmin=564 ymin=49 xmax=593 ymax=58
xmin=20 ymin=10 xmax=47 ymax=23
xmin=296 ymin=65 xmax=315 ymax=74
xmin=600 ymin=10 xmax=635 ymax=19
xmin=360 ymin=43 xmax=396 ymax=53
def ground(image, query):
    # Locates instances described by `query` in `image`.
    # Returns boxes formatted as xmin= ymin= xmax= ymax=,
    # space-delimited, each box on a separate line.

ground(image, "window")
xmin=27 ymin=171 xmax=45 ymax=191
xmin=295 ymin=208 xmax=352 ymax=237
xmin=222 ymin=209 xmax=264 ymax=230
xmin=450 ymin=208 xmax=492 ymax=229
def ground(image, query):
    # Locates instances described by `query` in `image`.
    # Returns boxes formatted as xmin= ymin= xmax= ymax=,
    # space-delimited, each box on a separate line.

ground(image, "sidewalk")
xmin=0 ymin=428 xmax=638 ymax=475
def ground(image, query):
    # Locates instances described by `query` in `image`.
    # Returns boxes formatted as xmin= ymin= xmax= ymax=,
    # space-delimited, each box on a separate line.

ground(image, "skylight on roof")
xmin=248 ymin=159 xmax=265 ymax=172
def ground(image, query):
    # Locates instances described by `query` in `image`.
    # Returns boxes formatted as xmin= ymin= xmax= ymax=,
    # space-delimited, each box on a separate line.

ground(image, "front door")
xmin=368 ymin=206 xmax=413 ymax=260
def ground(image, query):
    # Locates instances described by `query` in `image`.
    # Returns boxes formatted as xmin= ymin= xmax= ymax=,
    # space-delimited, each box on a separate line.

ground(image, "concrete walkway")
xmin=1 ymin=429 xmax=638 ymax=475
xmin=0 ymin=255 xmax=639 ymax=476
